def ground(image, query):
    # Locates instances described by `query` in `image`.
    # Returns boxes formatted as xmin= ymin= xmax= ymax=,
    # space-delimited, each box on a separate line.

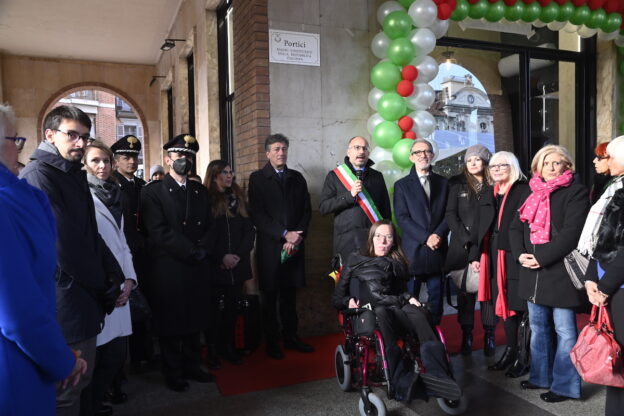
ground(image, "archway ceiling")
xmin=0 ymin=0 xmax=184 ymax=65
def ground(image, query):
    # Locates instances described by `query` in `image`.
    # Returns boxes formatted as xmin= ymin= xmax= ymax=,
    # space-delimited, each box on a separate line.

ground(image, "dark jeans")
xmin=375 ymin=304 xmax=438 ymax=347
xmin=262 ymin=287 xmax=298 ymax=342
xmin=159 ymin=333 xmax=202 ymax=380
xmin=409 ymin=274 xmax=444 ymax=326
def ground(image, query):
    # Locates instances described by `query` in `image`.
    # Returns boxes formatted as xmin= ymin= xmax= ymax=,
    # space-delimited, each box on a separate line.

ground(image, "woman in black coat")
xmin=469 ymin=151 xmax=530 ymax=375
xmin=203 ymin=160 xmax=255 ymax=365
xmin=445 ymin=144 xmax=496 ymax=356
xmin=510 ymin=145 xmax=589 ymax=402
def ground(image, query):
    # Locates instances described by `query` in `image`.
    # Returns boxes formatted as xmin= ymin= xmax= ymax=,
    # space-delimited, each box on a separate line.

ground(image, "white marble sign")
xmin=269 ymin=29 xmax=320 ymax=66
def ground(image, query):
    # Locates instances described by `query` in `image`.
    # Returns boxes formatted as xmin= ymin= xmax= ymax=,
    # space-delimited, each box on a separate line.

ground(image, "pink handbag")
xmin=570 ymin=305 xmax=624 ymax=388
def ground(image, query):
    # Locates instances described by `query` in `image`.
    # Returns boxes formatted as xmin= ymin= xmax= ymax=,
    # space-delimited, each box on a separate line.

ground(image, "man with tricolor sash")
xmin=320 ymin=136 xmax=391 ymax=265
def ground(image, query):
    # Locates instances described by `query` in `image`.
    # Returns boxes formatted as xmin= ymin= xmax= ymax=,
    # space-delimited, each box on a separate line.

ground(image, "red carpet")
xmin=215 ymin=311 xmax=590 ymax=396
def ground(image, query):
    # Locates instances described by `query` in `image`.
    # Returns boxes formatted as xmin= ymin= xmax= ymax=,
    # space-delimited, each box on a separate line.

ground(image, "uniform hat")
xmin=464 ymin=144 xmax=491 ymax=163
xmin=163 ymin=133 xmax=198 ymax=155
xmin=111 ymin=135 xmax=142 ymax=155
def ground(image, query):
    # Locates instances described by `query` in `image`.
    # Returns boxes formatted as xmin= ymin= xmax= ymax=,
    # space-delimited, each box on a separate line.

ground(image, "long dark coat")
xmin=319 ymin=157 xmax=391 ymax=264
xmin=509 ymin=182 xmax=589 ymax=309
xmin=248 ymin=163 xmax=311 ymax=291
xmin=112 ymin=170 xmax=146 ymax=257
xmin=140 ymin=174 xmax=214 ymax=336
xmin=20 ymin=146 xmax=123 ymax=344
xmin=394 ymin=167 xmax=449 ymax=276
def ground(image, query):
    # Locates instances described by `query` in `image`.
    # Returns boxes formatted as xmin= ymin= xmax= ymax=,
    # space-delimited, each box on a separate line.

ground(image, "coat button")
xmin=197 ymin=221 xmax=201 ymax=225
xmin=169 ymin=188 xmax=173 ymax=192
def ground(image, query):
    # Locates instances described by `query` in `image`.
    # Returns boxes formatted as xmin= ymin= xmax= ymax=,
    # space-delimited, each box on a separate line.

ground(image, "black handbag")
xmin=129 ymin=288 xmax=152 ymax=322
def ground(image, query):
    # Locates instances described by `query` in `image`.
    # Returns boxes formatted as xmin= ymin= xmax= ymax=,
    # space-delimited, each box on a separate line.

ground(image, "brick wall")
xmin=95 ymin=91 xmax=118 ymax=147
xmin=232 ymin=0 xmax=270 ymax=188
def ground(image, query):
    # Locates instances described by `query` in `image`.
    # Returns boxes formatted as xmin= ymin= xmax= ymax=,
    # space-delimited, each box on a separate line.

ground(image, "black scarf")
xmin=87 ymin=174 xmax=123 ymax=227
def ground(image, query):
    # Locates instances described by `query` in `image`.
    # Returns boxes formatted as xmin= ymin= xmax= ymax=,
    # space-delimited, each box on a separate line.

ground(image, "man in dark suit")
xmin=394 ymin=138 xmax=449 ymax=325
xmin=140 ymin=134 xmax=215 ymax=392
xmin=319 ymin=136 xmax=391 ymax=265
xmin=248 ymin=133 xmax=313 ymax=359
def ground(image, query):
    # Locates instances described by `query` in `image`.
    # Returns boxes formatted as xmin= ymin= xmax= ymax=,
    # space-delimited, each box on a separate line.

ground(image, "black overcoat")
xmin=509 ymin=182 xmax=589 ymax=308
xmin=140 ymin=174 xmax=214 ymax=336
xmin=394 ymin=168 xmax=449 ymax=276
xmin=319 ymin=157 xmax=391 ymax=264
xmin=248 ymin=163 xmax=311 ymax=291
xmin=112 ymin=171 xmax=146 ymax=257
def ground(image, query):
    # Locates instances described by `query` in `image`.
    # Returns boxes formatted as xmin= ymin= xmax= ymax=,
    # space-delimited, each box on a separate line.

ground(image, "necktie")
xmin=180 ymin=184 xmax=186 ymax=191
xmin=421 ymin=176 xmax=430 ymax=201
xmin=277 ymin=171 xmax=284 ymax=180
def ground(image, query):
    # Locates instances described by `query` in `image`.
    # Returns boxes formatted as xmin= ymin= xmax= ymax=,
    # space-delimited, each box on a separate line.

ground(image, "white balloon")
xmin=367 ymin=113 xmax=385 ymax=136
xmin=370 ymin=146 xmax=394 ymax=163
xmin=577 ymin=25 xmax=597 ymax=38
xmin=563 ymin=22 xmax=579 ymax=33
xmin=410 ymin=110 xmax=436 ymax=138
xmin=371 ymin=31 xmax=391 ymax=59
xmin=375 ymin=159 xmax=404 ymax=186
xmin=377 ymin=1 xmax=405 ymax=27
xmin=368 ymin=88 xmax=385 ymax=111
xmin=615 ymin=35 xmax=624 ymax=47
xmin=597 ymin=29 xmax=619 ymax=41
xmin=406 ymin=83 xmax=435 ymax=110
xmin=408 ymin=0 xmax=438 ymax=29
xmin=415 ymin=56 xmax=439 ymax=84
xmin=409 ymin=28 xmax=436 ymax=57
xmin=546 ymin=21 xmax=566 ymax=31
xmin=409 ymin=54 xmax=427 ymax=66
xmin=430 ymin=18 xmax=450 ymax=39
xmin=533 ymin=20 xmax=547 ymax=28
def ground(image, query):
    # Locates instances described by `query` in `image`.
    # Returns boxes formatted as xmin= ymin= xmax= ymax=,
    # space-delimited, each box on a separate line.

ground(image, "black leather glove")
xmin=100 ymin=281 xmax=121 ymax=315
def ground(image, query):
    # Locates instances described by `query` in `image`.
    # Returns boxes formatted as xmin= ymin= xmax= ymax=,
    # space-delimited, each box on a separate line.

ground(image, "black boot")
xmin=483 ymin=327 xmax=496 ymax=357
xmin=460 ymin=329 xmax=473 ymax=356
xmin=505 ymin=358 xmax=530 ymax=378
xmin=488 ymin=346 xmax=516 ymax=371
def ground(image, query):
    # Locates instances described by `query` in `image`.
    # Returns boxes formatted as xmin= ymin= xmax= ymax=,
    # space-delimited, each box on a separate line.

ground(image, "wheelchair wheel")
xmin=358 ymin=392 xmax=386 ymax=416
xmin=436 ymin=395 xmax=468 ymax=415
xmin=335 ymin=345 xmax=352 ymax=391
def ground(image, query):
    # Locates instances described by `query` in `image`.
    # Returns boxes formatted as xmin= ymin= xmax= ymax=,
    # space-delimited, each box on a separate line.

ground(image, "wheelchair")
xmin=334 ymin=307 xmax=468 ymax=416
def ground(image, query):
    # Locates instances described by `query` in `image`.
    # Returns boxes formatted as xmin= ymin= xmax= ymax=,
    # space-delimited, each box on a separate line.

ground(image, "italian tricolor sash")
xmin=333 ymin=164 xmax=383 ymax=224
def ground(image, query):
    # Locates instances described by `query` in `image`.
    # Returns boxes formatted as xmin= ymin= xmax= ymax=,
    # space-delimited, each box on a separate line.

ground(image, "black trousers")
xmin=457 ymin=291 xmax=496 ymax=330
xmin=205 ymin=283 xmax=243 ymax=351
xmin=128 ymin=320 xmax=153 ymax=363
xmin=159 ymin=333 xmax=202 ymax=380
xmin=262 ymin=286 xmax=297 ymax=342
xmin=375 ymin=305 xmax=438 ymax=348
xmin=606 ymin=288 xmax=624 ymax=416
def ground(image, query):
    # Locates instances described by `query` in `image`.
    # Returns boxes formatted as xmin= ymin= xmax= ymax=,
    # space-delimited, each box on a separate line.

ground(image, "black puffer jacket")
xmin=332 ymin=253 xmax=411 ymax=310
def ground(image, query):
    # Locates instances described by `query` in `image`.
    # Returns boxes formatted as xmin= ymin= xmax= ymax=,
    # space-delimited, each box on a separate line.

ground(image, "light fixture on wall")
xmin=439 ymin=48 xmax=458 ymax=68
xmin=160 ymin=38 xmax=186 ymax=51
xmin=149 ymin=75 xmax=166 ymax=87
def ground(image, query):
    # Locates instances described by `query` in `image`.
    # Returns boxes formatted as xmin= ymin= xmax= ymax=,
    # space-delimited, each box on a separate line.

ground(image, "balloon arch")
xmin=369 ymin=0 xmax=624 ymax=185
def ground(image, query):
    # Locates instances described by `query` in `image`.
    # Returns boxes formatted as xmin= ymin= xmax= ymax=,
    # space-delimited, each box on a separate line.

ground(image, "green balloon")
xmin=556 ymin=2 xmax=574 ymax=22
xmin=392 ymin=139 xmax=415 ymax=169
xmin=540 ymin=3 xmax=559 ymax=24
xmin=570 ymin=5 xmax=591 ymax=26
xmin=399 ymin=0 xmax=416 ymax=7
xmin=617 ymin=46 xmax=624 ymax=56
xmin=452 ymin=0 xmax=470 ymax=21
xmin=587 ymin=9 xmax=607 ymax=30
xmin=468 ymin=0 xmax=489 ymax=20
xmin=485 ymin=2 xmax=506 ymax=23
xmin=505 ymin=1 xmax=525 ymax=22
xmin=620 ymin=99 xmax=624 ymax=115
xmin=383 ymin=11 xmax=413 ymax=40
xmin=371 ymin=61 xmax=402 ymax=92
xmin=521 ymin=2 xmax=541 ymax=23
xmin=373 ymin=121 xmax=403 ymax=149
xmin=619 ymin=61 xmax=624 ymax=77
xmin=619 ymin=120 xmax=624 ymax=135
xmin=602 ymin=13 xmax=622 ymax=34
xmin=378 ymin=92 xmax=407 ymax=121
xmin=387 ymin=37 xmax=415 ymax=66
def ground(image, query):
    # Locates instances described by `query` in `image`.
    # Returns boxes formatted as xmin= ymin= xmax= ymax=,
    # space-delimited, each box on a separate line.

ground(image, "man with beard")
xmin=319 ymin=136 xmax=391 ymax=265
xmin=20 ymin=105 xmax=122 ymax=415
xmin=140 ymin=134 xmax=215 ymax=392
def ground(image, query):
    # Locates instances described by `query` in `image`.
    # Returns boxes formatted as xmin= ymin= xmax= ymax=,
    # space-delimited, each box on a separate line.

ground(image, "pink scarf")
xmin=518 ymin=170 xmax=574 ymax=244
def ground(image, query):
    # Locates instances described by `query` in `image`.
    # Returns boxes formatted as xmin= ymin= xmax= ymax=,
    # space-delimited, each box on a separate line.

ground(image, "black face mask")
xmin=172 ymin=157 xmax=193 ymax=175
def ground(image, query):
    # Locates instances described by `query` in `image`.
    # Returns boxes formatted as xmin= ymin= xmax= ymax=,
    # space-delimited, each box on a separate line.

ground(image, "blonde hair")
xmin=489 ymin=151 xmax=525 ymax=184
xmin=606 ymin=136 xmax=624 ymax=167
xmin=531 ymin=145 xmax=575 ymax=176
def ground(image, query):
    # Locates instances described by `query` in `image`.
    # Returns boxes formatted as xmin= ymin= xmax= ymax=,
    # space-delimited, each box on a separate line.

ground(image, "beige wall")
xmin=596 ymin=39 xmax=617 ymax=144
xmin=154 ymin=0 xmax=221 ymax=180
xmin=0 ymin=54 xmax=160 ymax=174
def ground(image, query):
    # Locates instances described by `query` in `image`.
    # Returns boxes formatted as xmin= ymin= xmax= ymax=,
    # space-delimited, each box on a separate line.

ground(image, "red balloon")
xmin=398 ymin=116 xmax=415 ymax=132
xmin=522 ymin=0 xmax=535 ymax=3
xmin=438 ymin=3 xmax=453 ymax=19
xmin=446 ymin=0 xmax=457 ymax=9
xmin=571 ymin=0 xmax=588 ymax=6
xmin=402 ymin=65 xmax=418 ymax=82
xmin=553 ymin=0 xmax=567 ymax=4
xmin=503 ymin=0 xmax=518 ymax=6
xmin=403 ymin=131 xmax=417 ymax=140
xmin=487 ymin=0 xmax=498 ymax=3
xmin=467 ymin=0 xmax=479 ymax=4
xmin=604 ymin=0 xmax=619 ymax=13
xmin=396 ymin=80 xmax=415 ymax=97
xmin=587 ymin=0 xmax=605 ymax=9
xmin=537 ymin=0 xmax=552 ymax=6
xmin=432 ymin=0 xmax=445 ymax=4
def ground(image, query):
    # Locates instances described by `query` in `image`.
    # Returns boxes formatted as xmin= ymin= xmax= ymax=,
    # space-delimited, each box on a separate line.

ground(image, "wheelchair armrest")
xmin=340 ymin=307 xmax=372 ymax=317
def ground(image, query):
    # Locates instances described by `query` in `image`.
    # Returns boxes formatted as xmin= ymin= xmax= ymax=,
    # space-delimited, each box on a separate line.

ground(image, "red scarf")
xmin=477 ymin=183 xmax=515 ymax=320
xmin=518 ymin=170 xmax=574 ymax=244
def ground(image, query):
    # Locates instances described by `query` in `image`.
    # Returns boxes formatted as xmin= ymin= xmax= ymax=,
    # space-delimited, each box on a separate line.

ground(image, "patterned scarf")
xmin=518 ymin=170 xmax=574 ymax=244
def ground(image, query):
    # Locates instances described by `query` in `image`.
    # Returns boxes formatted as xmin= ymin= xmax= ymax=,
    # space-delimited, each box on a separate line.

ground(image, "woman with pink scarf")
xmin=510 ymin=145 xmax=589 ymax=403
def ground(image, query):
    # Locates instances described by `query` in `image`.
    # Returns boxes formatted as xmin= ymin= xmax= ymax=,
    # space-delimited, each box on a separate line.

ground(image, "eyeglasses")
xmin=53 ymin=129 xmax=91 ymax=143
xmin=411 ymin=150 xmax=434 ymax=157
xmin=373 ymin=233 xmax=394 ymax=241
xmin=220 ymin=170 xmax=234 ymax=176
xmin=488 ymin=164 xmax=510 ymax=171
xmin=4 ymin=136 xmax=26 ymax=146
xmin=594 ymin=155 xmax=608 ymax=161
xmin=349 ymin=145 xmax=369 ymax=152
xmin=543 ymin=161 xmax=566 ymax=168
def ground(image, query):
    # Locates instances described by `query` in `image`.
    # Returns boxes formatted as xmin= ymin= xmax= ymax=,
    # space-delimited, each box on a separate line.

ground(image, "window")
xmin=217 ymin=0 xmax=234 ymax=165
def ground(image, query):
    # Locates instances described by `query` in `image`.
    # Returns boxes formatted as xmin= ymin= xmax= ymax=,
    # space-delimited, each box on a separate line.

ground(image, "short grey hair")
xmin=0 ymin=103 xmax=17 ymax=136
xmin=607 ymin=135 xmax=624 ymax=167
xmin=411 ymin=138 xmax=433 ymax=153
xmin=490 ymin=151 xmax=526 ymax=184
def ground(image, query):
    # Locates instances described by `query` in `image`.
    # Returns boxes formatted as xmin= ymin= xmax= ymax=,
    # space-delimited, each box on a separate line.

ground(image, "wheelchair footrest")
xmin=420 ymin=373 xmax=462 ymax=401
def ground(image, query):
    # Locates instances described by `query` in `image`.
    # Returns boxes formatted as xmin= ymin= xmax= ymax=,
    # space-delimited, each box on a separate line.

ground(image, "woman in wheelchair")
xmin=332 ymin=220 xmax=461 ymax=403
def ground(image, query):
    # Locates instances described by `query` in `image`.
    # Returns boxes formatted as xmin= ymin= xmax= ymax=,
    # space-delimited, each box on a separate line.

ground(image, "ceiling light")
xmin=149 ymin=75 xmax=166 ymax=87
xmin=160 ymin=38 xmax=186 ymax=51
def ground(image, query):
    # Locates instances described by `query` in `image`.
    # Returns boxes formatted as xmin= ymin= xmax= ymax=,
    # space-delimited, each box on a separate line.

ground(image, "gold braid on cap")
xmin=183 ymin=135 xmax=196 ymax=148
